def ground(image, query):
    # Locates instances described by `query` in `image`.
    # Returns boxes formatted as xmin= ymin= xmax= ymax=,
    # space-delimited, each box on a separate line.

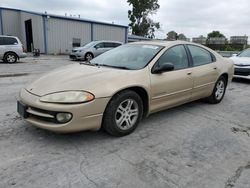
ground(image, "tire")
xmin=85 ymin=53 xmax=93 ymax=61
xmin=4 ymin=52 xmax=18 ymax=63
xmin=102 ymin=90 xmax=143 ymax=137
xmin=207 ymin=76 xmax=227 ymax=104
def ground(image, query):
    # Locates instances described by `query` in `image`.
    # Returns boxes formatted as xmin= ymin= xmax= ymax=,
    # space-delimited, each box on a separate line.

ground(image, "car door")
xmin=186 ymin=45 xmax=219 ymax=100
xmin=93 ymin=42 xmax=106 ymax=56
xmin=150 ymin=45 xmax=193 ymax=113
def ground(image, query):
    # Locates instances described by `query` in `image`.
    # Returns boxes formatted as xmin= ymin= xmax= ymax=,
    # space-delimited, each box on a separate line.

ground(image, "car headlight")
xmin=40 ymin=91 xmax=94 ymax=104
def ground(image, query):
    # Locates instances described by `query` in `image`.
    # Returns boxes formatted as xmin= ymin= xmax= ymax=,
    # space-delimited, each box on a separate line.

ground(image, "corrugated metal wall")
xmin=1 ymin=10 xmax=21 ymax=38
xmin=47 ymin=18 xmax=91 ymax=54
xmin=20 ymin=12 xmax=45 ymax=53
xmin=93 ymin=24 xmax=126 ymax=43
xmin=0 ymin=8 xmax=127 ymax=54
xmin=1 ymin=9 xmax=45 ymax=53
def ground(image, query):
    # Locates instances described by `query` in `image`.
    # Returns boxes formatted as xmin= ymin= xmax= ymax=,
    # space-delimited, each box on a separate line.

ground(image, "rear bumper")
xmin=18 ymin=88 xmax=110 ymax=133
xmin=19 ymin=53 xmax=27 ymax=58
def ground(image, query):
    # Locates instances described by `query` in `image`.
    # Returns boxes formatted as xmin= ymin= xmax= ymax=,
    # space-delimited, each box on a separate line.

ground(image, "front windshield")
xmin=90 ymin=44 xmax=163 ymax=70
xmin=82 ymin=41 xmax=98 ymax=48
xmin=238 ymin=49 xmax=250 ymax=57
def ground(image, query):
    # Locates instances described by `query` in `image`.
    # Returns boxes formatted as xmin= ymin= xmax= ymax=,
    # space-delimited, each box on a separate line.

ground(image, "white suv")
xmin=0 ymin=35 xmax=27 ymax=63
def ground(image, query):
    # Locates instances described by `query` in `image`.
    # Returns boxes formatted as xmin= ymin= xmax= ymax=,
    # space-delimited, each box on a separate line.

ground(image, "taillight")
xmin=22 ymin=45 xmax=26 ymax=53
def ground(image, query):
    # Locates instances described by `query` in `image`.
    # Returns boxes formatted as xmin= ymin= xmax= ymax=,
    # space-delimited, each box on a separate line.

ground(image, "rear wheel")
xmin=207 ymin=76 xmax=227 ymax=104
xmin=4 ymin=52 xmax=18 ymax=63
xmin=103 ymin=90 xmax=143 ymax=137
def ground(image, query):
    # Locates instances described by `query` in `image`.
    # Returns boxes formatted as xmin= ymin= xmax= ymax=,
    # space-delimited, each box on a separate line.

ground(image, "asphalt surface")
xmin=0 ymin=56 xmax=249 ymax=188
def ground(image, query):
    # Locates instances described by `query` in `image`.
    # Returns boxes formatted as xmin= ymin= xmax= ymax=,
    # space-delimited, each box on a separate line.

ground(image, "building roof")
xmin=0 ymin=7 xmax=128 ymax=28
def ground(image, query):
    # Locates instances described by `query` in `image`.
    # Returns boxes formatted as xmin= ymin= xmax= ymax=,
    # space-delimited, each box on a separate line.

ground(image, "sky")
xmin=1 ymin=0 xmax=250 ymax=40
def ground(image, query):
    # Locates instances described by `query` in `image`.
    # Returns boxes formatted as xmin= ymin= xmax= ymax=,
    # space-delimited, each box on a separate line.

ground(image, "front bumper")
xmin=18 ymin=89 xmax=110 ymax=133
xmin=234 ymin=66 xmax=250 ymax=76
xmin=69 ymin=52 xmax=85 ymax=60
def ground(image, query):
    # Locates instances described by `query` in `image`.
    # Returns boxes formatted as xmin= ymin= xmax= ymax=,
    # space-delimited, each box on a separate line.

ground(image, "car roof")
xmin=95 ymin=40 xmax=123 ymax=43
xmin=0 ymin=35 xmax=17 ymax=38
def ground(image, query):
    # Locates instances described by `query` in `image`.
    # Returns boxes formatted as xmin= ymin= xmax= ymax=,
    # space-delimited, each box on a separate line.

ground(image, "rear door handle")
xmin=213 ymin=67 xmax=217 ymax=70
xmin=187 ymin=72 xmax=192 ymax=75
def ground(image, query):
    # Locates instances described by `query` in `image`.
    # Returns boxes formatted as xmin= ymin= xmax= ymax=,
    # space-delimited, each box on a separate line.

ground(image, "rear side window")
xmin=0 ymin=37 xmax=4 ymax=45
xmin=103 ymin=42 xmax=122 ymax=48
xmin=0 ymin=37 xmax=18 ymax=45
xmin=188 ymin=45 xmax=213 ymax=66
xmin=113 ymin=43 xmax=122 ymax=47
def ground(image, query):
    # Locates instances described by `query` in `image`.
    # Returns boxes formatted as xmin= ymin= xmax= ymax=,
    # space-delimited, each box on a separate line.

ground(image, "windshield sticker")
xmin=142 ymin=45 xmax=159 ymax=50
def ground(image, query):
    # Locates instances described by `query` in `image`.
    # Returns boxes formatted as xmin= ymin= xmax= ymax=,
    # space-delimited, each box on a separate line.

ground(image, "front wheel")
xmin=102 ymin=90 xmax=143 ymax=137
xmin=207 ymin=76 xmax=227 ymax=104
xmin=85 ymin=53 xmax=93 ymax=61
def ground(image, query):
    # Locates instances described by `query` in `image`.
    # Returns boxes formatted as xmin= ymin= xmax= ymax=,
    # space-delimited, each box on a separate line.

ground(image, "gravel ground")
xmin=0 ymin=56 xmax=249 ymax=188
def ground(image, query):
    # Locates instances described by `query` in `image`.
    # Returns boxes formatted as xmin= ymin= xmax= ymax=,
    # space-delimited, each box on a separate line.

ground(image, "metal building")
xmin=0 ymin=7 xmax=128 ymax=54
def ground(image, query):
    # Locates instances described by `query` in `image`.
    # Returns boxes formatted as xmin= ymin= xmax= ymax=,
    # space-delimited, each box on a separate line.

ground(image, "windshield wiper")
xmin=92 ymin=63 xmax=130 ymax=70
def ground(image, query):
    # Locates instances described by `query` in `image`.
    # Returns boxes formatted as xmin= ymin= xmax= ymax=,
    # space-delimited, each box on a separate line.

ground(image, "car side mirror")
xmin=152 ymin=62 xmax=174 ymax=74
xmin=232 ymin=53 xmax=238 ymax=57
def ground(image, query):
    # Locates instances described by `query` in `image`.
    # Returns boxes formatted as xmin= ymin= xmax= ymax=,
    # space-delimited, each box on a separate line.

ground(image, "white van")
xmin=0 ymin=35 xmax=27 ymax=63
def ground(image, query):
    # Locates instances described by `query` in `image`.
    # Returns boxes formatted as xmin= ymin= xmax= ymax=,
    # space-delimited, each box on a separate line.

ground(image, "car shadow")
xmin=23 ymin=100 xmax=204 ymax=145
xmin=0 ymin=60 xmax=27 ymax=64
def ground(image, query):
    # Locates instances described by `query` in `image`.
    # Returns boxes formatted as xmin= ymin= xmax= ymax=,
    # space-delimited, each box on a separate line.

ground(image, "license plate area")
xmin=17 ymin=101 xmax=28 ymax=118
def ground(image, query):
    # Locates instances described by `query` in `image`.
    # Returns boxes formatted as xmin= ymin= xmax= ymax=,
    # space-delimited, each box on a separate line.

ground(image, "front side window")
xmin=95 ymin=43 xmax=104 ymax=48
xmin=188 ymin=45 xmax=213 ymax=66
xmin=157 ymin=45 xmax=189 ymax=70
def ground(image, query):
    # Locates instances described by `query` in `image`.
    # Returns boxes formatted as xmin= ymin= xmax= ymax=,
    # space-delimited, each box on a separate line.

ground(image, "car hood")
xmin=230 ymin=57 xmax=250 ymax=66
xmin=26 ymin=64 xmax=138 ymax=97
xmin=73 ymin=46 xmax=88 ymax=51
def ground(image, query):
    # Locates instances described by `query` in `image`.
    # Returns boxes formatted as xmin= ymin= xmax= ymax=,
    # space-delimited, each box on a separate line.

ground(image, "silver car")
xmin=0 ymin=35 xmax=27 ymax=63
xmin=69 ymin=40 xmax=122 ymax=61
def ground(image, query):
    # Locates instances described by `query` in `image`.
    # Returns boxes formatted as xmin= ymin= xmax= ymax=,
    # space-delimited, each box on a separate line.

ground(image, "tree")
xmin=166 ymin=31 xmax=178 ymax=40
xmin=127 ymin=0 xmax=160 ymax=38
xmin=178 ymin=33 xmax=187 ymax=41
xmin=207 ymin=31 xmax=225 ymax=39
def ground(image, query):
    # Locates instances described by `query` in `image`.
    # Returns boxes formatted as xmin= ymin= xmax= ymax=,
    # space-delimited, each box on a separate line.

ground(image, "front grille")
xmin=69 ymin=55 xmax=77 ymax=59
xmin=234 ymin=67 xmax=250 ymax=76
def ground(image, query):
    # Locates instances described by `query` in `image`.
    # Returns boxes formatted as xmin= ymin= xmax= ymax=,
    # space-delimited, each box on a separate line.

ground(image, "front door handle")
xmin=187 ymin=72 xmax=192 ymax=75
xmin=213 ymin=67 xmax=217 ymax=70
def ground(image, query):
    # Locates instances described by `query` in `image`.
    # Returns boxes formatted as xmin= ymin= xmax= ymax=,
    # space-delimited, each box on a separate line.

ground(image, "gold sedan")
xmin=17 ymin=41 xmax=234 ymax=136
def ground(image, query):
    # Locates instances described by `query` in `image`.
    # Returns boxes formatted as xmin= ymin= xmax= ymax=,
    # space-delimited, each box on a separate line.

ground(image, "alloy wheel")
xmin=215 ymin=80 xmax=225 ymax=100
xmin=7 ymin=54 xmax=16 ymax=63
xmin=115 ymin=99 xmax=139 ymax=131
